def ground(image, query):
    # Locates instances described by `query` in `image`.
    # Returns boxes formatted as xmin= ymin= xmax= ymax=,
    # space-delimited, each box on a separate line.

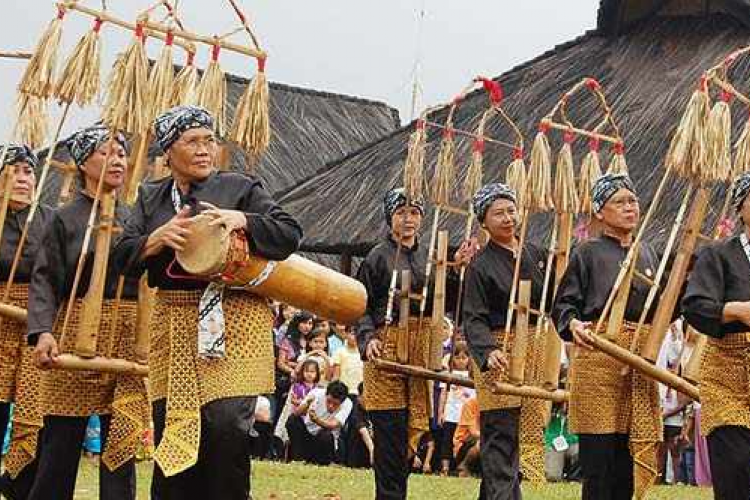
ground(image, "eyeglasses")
xmin=176 ymin=136 xmax=217 ymax=151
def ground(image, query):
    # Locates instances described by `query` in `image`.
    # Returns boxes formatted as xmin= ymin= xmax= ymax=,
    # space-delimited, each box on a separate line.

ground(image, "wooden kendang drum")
xmin=176 ymin=214 xmax=367 ymax=324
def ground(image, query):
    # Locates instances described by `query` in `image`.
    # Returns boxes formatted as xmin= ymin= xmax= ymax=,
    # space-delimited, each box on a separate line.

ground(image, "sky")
xmin=0 ymin=0 xmax=599 ymax=140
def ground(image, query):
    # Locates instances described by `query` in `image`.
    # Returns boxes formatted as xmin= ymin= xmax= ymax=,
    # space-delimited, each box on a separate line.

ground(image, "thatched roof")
xmin=39 ymin=72 xmax=399 ymax=203
xmin=598 ymin=0 xmax=750 ymax=34
xmin=279 ymin=8 xmax=750 ymax=257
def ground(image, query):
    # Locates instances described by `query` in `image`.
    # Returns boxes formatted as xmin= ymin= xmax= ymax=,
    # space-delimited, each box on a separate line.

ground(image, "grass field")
xmin=73 ymin=458 xmax=713 ymax=499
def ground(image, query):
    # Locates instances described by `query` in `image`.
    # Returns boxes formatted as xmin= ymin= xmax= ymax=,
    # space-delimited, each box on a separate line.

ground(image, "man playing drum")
xmin=357 ymin=187 xmax=473 ymax=500
xmin=0 ymin=145 xmax=52 ymax=499
xmin=28 ymin=125 xmax=146 ymax=500
xmin=552 ymin=173 xmax=662 ymax=500
xmin=113 ymin=105 xmax=302 ymax=500
xmin=682 ymin=172 xmax=750 ymax=500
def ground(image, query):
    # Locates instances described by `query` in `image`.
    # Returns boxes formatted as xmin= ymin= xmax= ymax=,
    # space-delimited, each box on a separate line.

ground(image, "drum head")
xmin=176 ymin=214 xmax=230 ymax=276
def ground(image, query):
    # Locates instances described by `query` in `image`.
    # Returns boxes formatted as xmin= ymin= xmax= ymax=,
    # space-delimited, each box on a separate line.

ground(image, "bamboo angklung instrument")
xmin=396 ymin=270 xmax=411 ymax=365
xmin=73 ymin=191 xmax=116 ymax=358
xmin=428 ymin=231 xmax=449 ymax=371
xmin=508 ymin=280 xmax=532 ymax=385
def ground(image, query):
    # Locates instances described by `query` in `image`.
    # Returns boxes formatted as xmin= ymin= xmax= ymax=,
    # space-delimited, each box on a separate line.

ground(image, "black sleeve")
xmin=681 ymin=246 xmax=726 ymax=338
xmin=27 ymin=214 xmax=66 ymax=341
xmin=111 ymin=185 xmax=149 ymax=279
xmin=355 ymin=255 xmax=380 ymax=358
xmin=461 ymin=263 xmax=495 ymax=370
xmin=241 ymin=180 xmax=303 ymax=261
xmin=551 ymin=249 xmax=587 ymax=341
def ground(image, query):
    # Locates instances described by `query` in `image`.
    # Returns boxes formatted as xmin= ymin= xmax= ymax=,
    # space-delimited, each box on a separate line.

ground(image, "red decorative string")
xmin=186 ymin=51 xmax=195 ymax=66
xmin=416 ymin=119 xmax=425 ymax=130
xmin=613 ymin=142 xmax=625 ymax=155
xmin=698 ymin=75 xmax=708 ymax=93
xmin=57 ymin=7 xmax=66 ymax=19
xmin=257 ymin=56 xmax=266 ymax=73
xmin=211 ymin=44 xmax=221 ymax=62
xmin=475 ymin=76 xmax=503 ymax=105
xmin=473 ymin=139 xmax=485 ymax=154
xmin=585 ymin=78 xmax=601 ymax=91
xmin=166 ymin=31 xmax=174 ymax=46
xmin=589 ymin=138 xmax=600 ymax=152
xmin=93 ymin=18 xmax=103 ymax=33
xmin=135 ymin=24 xmax=144 ymax=40
xmin=564 ymin=131 xmax=575 ymax=144
xmin=538 ymin=122 xmax=550 ymax=134
xmin=442 ymin=128 xmax=453 ymax=139
xmin=512 ymin=147 xmax=524 ymax=160
xmin=721 ymin=90 xmax=733 ymax=103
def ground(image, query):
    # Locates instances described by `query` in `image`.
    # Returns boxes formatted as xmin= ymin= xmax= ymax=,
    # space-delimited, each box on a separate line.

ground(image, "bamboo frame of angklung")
xmin=596 ymin=52 xmax=750 ymax=370
xmin=585 ymin=52 xmax=750 ymax=398
xmin=60 ymin=1 xmax=265 ymax=60
xmin=499 ymin=78 xmax=624 ymax=395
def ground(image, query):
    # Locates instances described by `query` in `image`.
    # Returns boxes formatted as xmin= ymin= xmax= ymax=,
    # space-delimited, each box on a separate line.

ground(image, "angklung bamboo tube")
xmin=124 ymin=132 xmax=150 ymax=204
xmin=604 ymin=242 xmax=637 ymax=341
xmin=429 ymin=231 xmax=448 ymax=371
xmin=396 ymin=270 xmax=411 ymax=365
xmin=54 ymin=353 xmax=148 ymax=377
xmin=74 ymin=191 xmax=116 ymax=358
xmin=541 ymin=322 xmax=562 ymax=391
xmin=590 ymin=333 xmax=700 ymax=401
xmin=492 ymin=381 xmax=570 ymax=403
xmin=683 ymin=328 xmax=707 ymax=385
xmin=508 ymin=280 xmax=532 ymax=385
xmin=642 ymin=187 xmax=709 ymax=362
xmin=134 ymin=275 xmax=154 ymax=364
xmin=0 ymin=303 xmax=27 ymax=323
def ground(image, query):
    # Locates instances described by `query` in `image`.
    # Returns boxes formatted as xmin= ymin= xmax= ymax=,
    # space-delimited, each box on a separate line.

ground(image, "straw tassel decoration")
xmin=102 ymin=23 xmax=149 ymax=134
xmin=553 ymin=132 xmax=579 ymax=214
xmin=704 ymin=91 xmax=732 ymax=183
xmin=665 ymin=77 xmax=710 ymax=178
xmin=606 ymin=141 xmax=628 ymax=175
xmin=147 ymin=32 xmax=176 ymax=124
xmin=13 ymin=94 xmax=48 ymax=149
xmin=464 ymin=138 xmax=485 ymax=202
xmin=578 ymin=139 xmax=602 ymax=215
xmin=526 ymin=123 xmax=554 ymax=213
xmin=733 ymin=117 xmax=750 ymax=175
xmin=506 ymin=146 xmax=527 ymax=211
xmin=229 ymin=57 xmax=271 ymax=158
xmin=171 ymin=51 xmax=200 ymax=107
xmin=18 ymin=7 xmax=65 ymax=98
xmin=55 ymin=17 xmax=103 ymax=107
xmin=432 ymin=127 xmax=455 ymax=206
xmin=197 ymin=44 xmax=227 ymax=136
xmin=403 ymin=119 xmax=427 ymax=201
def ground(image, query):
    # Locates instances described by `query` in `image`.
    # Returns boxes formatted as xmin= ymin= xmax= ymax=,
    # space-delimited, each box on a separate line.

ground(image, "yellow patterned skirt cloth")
xmin=0 ymin=283 xmax=30 ymax=402
xmin=569 ymin=321 xmax=661 ymax=499
xmin=362 ymin=318 xmax=434 ymax=454
xmin=149 ymin=289 xmax=274 ymax=477
xmin=38 ymin=299 xmax=149 ymax=471
xmin=471 ymin=327 xmax=549 ymax=483
xmin=700 ymin=332 xmax=750 ymax=437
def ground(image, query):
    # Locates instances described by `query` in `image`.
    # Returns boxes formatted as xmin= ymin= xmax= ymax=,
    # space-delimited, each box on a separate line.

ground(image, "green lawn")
xmin=73 ymin=458 xmax=713 ymax=499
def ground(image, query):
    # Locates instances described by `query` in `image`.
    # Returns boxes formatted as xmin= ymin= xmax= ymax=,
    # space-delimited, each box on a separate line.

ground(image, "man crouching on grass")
xmin=286 ymin=381 xmax=352 ymax=465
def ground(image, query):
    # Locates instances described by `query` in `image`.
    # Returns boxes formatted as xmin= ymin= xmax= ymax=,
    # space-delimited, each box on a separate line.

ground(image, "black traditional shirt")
xmin=355 ymin=236 xmax=459 ymax=355
xmin=552 ymin=235 xmax=661 ymax=341
xmin=682 ymin=235 xmax=750 ymax=338
xmin=462 ymin=240 xmax=551 ymax=370
xmin=112 ymin=171 xmax=302 ymax=290
xmin=28 ymin=192 xmax=137 ymax=339
xmin=0 ymin=204 xmax=52 ymax=283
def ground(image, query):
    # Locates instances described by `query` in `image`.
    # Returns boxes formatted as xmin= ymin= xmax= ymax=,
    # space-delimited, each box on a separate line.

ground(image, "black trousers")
xmin=286 ymin=414 xmax=336 ymax=465
xmin=478 ymin=408 xmax=521 ymax=500
xmin=27 ymin=414 xmax=136 ymax=500
xmin=370 ymin=408 xmax=409 ymax=500
xmin=707 ymin=425 xmax=750 ymax=500
xmin=150 ymin=396 xmax=256 ymax=500
xmin=578 ymin=433 xmax=633 ymax=500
